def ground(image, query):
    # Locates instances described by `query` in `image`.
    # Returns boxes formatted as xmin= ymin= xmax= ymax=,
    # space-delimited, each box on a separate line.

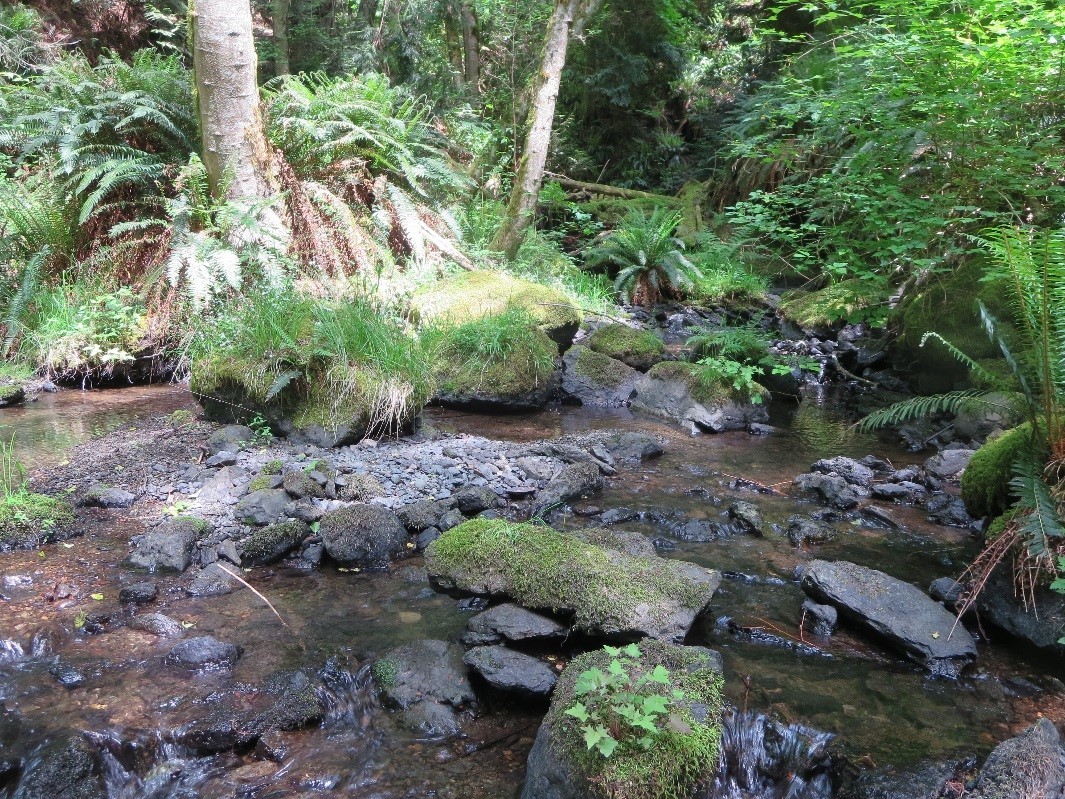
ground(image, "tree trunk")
xmin=457 ymin=1 xmax=480 ymax=93
xmin=357 ymin=0 xmax=379 ymax=26
xmin=491 ymin=0 xmax=603 ymax=260
xmin=272 ymin=0 xmax=290 ymax=76
xmin=191 ymin=0 xmax=285 ymax=239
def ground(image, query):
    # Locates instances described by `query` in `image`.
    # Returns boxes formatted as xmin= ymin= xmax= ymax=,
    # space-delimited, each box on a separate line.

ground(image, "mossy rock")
xmin=412 ymin=271 xmax=581 ymax=347
xmin=0 ymin=493 xmax=75 ymax=551
xmin=247 ymin=474 xmax=280 ymax=493
xmin=562 ymin=346 xmax=640 ymax=408
xmin=240 ymin=520 xmax=309 ymax=567
xmin=586 ymin=324 xmax=665 ymax=372
xmin=960 ymin=423 xmax=1039 ymax=519
xmin=631 ymin=362 xmax=768 ymax=434
xmin=425 ymin=519 xmax=720 ymax=641
xmin=526 ymin=641 xmax=724 ymax=799
xmin=0 ymin=382 xmax=26 ymax=408
xmin=779 ymin=279 xmax=881 ymax=333
xmin=435 ymin=327 xmax=561 ymax=411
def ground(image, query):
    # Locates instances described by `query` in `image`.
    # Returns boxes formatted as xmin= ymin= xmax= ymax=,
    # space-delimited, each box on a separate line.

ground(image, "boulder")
xmin=630 ymin=362 xmax=768 ymax=434
xmin=787 ymin=516 xmax=833 ymax=546
xmin=561 ymin=346 xmax=640 ymax=407
xmin=597 ymin=432 xmax=664 ymax=463
xmin=320 ymin=504 xmax=409 ymax=569
xmin=801 ymin=600 xmax=837 ymax=637
xmin=0 ymin=383 xmax=25 ymax=408
xmin=976 ymin=571 xmax=1065 ymax=654
xmin=128 ymin=517 xmax=207 ymax=573
xmin=463 ymin=603 xmax=567 ymax=647
xmin=338 ymin=474 xmax=387 ymax=502
xmin=812 ymin=457 xmax=876 ymax=487
xmin=240 ymin=520 xmax=309 ymax=567
xmin=969 ymin=718 xmax=1065 ymax=799
xmin=374 ymin=640 xmax=475 ymax=738
xmin=80 ymin=484 xmax=135 ymax=509
xmin=728 ymin=501 xmax=764 ymax=535
xmin=793 ymin=472 xmax=865 ymax=509
xmin=953 ymin=392 xmax=1024 ymax=442
xmin=397 ymin=499 xmax=448 ymax=532
xmin=961 ymin=424 xmax=1033 ymax=518
xmin=206 ymin=425 xmax=256 ymax=455
xmin=164 ymin=636 xmax=242 ymax=671
xmin=11 ymin=735 xmax=105 ymax=799
xmin=800 ymin=560 xmax=977 ymax=677
xmin=566 ymin=527 xmax=657 ymax=558
xmin=532 ymin=462 xmax=604 ymax=517
xmin=924 ymin=448 xmax=975 ymax=479
xmin=234 ymin=489 xmax=290 ymax=526
xmin=119 ymin=581 xmax=158 ymax=605
xmin=463 ymin=646 xmax=558 ymax=697
xmin=453 ymin=485 xmax=500 ymax=515
xmin=585 ymin=323 xmax=665 ymax=372
xmin=426 ymin=520 xmax=720 ymax=642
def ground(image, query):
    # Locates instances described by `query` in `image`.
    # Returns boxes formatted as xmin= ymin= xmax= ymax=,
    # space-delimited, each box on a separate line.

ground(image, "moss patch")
xmin=411 ymin=271 xmax=581 ymax=343
xmin=247 ymin=474 xmax=277 ymax=493
xmin=779 ymin=279 xmax=881 ymax=330
xmin=434 ymin=322 xmax=558 ymax=403
xmin=371 ymin=657 xmax=398 ymax=688
xmin=645 ymin=361 xmax=741 ymax=407
xmin=587 ymin=324 xmax=665 ymax=372
xmin=0 ymin=493 xmax=75 ymax=550
xmin=960 ymin=423 xmax=1038 ymax=519
xmin=261 ymin=459 xmax=284 ymax=475
xmin=548 ymin=641 xmax=724 ymax=799
xmin=425 ymin=519 xmax=716 ymax=637
xmin=573 ymin=347 xmax=636 ymax=389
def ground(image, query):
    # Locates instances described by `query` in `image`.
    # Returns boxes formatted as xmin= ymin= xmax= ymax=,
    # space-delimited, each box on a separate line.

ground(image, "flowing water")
xmin=0 ymin=386 xmax=1060 ymax=798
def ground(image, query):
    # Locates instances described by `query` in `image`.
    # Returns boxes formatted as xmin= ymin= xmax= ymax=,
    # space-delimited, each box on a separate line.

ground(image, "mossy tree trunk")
xmin=272 ymin=0 xmax=290 ymax=76
xmin=491 ymin=0 xmax=604 ymax=260
xmin=456 ymin=1 xmax=480 ymax=94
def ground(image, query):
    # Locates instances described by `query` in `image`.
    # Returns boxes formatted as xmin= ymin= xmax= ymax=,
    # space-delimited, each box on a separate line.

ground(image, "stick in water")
xmin=214 ymin=562 xmax=290 ymax=629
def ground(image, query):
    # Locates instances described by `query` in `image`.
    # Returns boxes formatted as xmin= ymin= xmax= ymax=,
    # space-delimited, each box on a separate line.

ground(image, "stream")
xmin=1 ymin=386 xmax=1061 ymax=798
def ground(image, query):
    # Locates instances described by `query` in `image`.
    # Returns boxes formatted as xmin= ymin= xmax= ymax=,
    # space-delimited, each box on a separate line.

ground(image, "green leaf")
xmin=596 ymin=734 xmax=619 ymax=758
xmin=90 ymin=593 xmax=104 ymax=601
xmin=647 ymin=664 xmax=671 ymax=685
xmin=642 ymin=694 xmax=670 ymax=715
xmin=564 ymin=703 xmax=590 ymax=723
xmin=620 ymin=643 xmax=641 ymax=658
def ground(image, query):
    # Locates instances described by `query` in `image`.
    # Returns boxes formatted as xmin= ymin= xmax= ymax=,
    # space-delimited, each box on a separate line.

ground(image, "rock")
xmin=924 ymin=448 xmax=975 ymax=479
xmin=464 ymin=646 xmax=558 ymax=697
xmin=929 ymin=577 xmax=964 ymax=605
xmin=49 ymin=660 xmax=85 ymax=688
xmin=561 ymin=346 xmax=640 ymax=407
xmin=128 ymin=517 xmax=208 ymax=573
xmin=976 ymin=571 xmax=1065 ymax=654
xmin=793 ymin=472 xmax=864 ymax=509
xmin=520 ymin=722 xmax=587 ymax=799
xmin=129 ymin=612 xmax=186 ymax=639
xmin=787 ymin=516 xmax=833 ymax=546
xmin=728 ymin=501 xmax=764 ymax=535
xmin=12 ymin=735 xmax=106 ymax=799
xmin=397 ymin=500 xmax=447 ymax=532
xmin=953 ymin=392 xmax=1024 ymax=442
xmin=255 ymin=730 xmax=289 ymax=763
xmin=81 ymin=484 xmax=135 ymax=509
xmin=532 ymin=462 xmax=604 ymax=516
xmin=585 ymin=323 xmax=665 ymax=372
xmin=801 ymin=560 xmax=977 ymax=677
xmin=118 ymin=581 xmax=158 ymax=605
xmin=671 ymin=519 xmax=725 ymax=542
xmin=566 ymin=527 xmax=657 ymax=558
xmin=801 ymin=599 xmax=837 ymax=636
xmin=282 ymin=470 xmax=330 ymax=499
xmin=184 ymin=564 xmax=236 ymax=597
xmin=812 ymin=457 xmax=875 ymax=487
xmin=598 ymin=432 xmax=664 ymax=463
xmin=437 ymin=508 xmax=466 ymax=531
xmin=0 ymin=384 xmax=25 ymax=408
xmin=969 ymin=718 xmax=1065 ymax=799
xmin=320 ymin=503 xmax=409 ymax=569
xmin=205 ymin=451 xmax=238 ymax=467
xmin=463 ymin=603 xmax=566 ymax=647
xmin=339 ymin=474 xmax=387 ymax=502
xmin=285 ymin=499 xmax=323 ymax=523
xmin=375 ymin=640 xmax=475 ymax=738
xmin=164 ymin=636 xmax=242 ymax=671
xmin=453 ymin=484 xmax=500 ymax=514
xmin=234 ymin=489 xmax=290 ymax=526
xmin=215 ymin=539 xmax=241 ymax=565
xmin=631 ymin=362 xmax=769 ymax=434
xmin=206 ymin=425 xmax=256 ymax=455
xmin=240 ymin=520 xmax=309 ymax=567
xmin=426 ymin=520 xmax=720 ymax=642
xmin=923 ymin=495 xmax=973 ymax=527
xmin=848 ymin=761 xmax=957 ymax=799
xmin=872 ymin=482 xmax=919 ymax=502
xmin=599 ymin=507 xmax=638 ymax=525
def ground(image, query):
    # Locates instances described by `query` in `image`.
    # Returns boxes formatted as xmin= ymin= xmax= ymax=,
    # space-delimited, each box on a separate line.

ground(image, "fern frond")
xmin=855 ymin=390 xmax=999 ymax=433
xmin=1010 ymin=459 xmax=1065 ymax=558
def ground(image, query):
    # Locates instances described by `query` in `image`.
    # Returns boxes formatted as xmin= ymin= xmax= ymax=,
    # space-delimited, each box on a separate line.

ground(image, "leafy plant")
xmin=564 ymin=643 xmax=684 ymax=759
xmin=0 ymin=435 xmax=27 ymax=501
xmin=585 ymin=208 xmax=702 ymax=306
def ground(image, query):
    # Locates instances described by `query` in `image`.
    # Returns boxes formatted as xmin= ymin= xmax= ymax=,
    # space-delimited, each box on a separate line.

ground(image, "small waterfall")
xmin=0 ymin=638 xmax=24 ymax=664
xmin=317 ymin=659 xmax=376 ymax=730
xmin=29 ymin=630 xmax=55 ymax=659
xmin=89 ymin=729 xmax=218 ymax=799
xmin=708 ymin=710 xmax=836 ymax=799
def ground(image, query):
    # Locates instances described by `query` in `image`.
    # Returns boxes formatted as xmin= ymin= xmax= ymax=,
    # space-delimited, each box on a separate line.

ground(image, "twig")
xmin=214 ymin=562 xmax=291 ymax=630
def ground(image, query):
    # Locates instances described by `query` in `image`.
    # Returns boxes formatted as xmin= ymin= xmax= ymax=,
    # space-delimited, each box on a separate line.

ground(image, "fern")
xmin=856 ymin=390 xmax=1003 ymax=433
xmin=2 ymin=247 xmax=45 ymax=355
xmin=1010 ymin=459 xmax=1065 ymax=559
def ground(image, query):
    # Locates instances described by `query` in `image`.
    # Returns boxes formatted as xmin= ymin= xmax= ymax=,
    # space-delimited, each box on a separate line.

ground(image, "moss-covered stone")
xmin=540 ymin=641 xmax=724 ymax=799
xmin=241 ymin=520 xmax=309 ymax=567
xmin=572 ymin=347 xmax=635 ymax=389
xmin=412 ymin=271 xmax=581 ymax=346
xmin=0 ymin=382 xmax=27 ymax=407
xmin=247 ymin=474 xmax=278 ymax=493
xmin=425 ymin=519 xmax=720 ymax=641
xmin=779 ymin=279 xmax=880 ymax=332
xmin=960 ymin=423 xmax=1038 ymax=519
xmin=644 ymin=362 xmax=736 ymax=407
xmin=587 ymin=324 xmax=665 ymax=372
xmin=261 ymin=459 xmax=284 ymax=475
xmin=632 ymin=362 xmax=768 ymax=433
xmin=0 ymin=493 xmax=75 ymax=551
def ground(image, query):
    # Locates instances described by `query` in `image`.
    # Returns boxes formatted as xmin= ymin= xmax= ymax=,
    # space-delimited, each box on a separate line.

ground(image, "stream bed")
xmin=1 ymin=386 xmax=1062 ymax=798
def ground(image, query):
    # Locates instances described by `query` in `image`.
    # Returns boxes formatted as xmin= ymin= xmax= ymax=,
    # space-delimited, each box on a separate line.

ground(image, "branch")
xmin=544 ymin=172 xmax=681 ymax=204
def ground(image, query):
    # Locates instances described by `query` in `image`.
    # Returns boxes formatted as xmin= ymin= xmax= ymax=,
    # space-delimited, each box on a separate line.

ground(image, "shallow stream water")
xmin=1 ymin=386 xmax=1061 ymax=798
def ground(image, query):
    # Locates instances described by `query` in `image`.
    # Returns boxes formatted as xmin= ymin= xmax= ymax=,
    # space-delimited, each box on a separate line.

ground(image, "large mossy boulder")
xmin=779 ymin=279 xmax=877 ymax=335
xmin=562 ymin=346 xmax=640 ymax=407
xmin=425 ymin=519 xmax=720 ymax=642
xmin=960 ymin=423 xmax=1035 ymax=519
xmin=968 ymin=718 xmax=1065 ymax=799
xmin=435 ymin=324 xmax=561 ymax=411
xmin=320 ymin=503 xmax=410 ymax=569
xmin=586 ymin=324 xmax=665 ymax=372
xmin=521 ymin=641 xmax=724 ymax=799
xmin=630 ymin=362 xmax=768 ymax=434
xmin=412 ymin=270 xmax=581 ymax=347
xmin=0 ymin=493 xmax=75 ymax=552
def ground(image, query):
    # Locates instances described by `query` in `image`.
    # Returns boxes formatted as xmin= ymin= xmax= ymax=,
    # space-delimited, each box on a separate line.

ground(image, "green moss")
xmin=0 ymin=383 xmax=25 ymax=402
xmin=241 ymin=519 xmax=307 ymax=566
xmin=645 ymin=361 xmax=741 ymax=406
xmin=985 ymin=509 xmax=1020 ymax=541
xmin=248 ymin=474 xmax=277 ymax=493
xmin=587 ymin=324 xmax=665 ymax=371
xmin=411 ymin=271 xmax=581 ymax=341
xmin=547 ymin=641 xmax=724 ymax=799
xmin=779 ymin=279 xmax=881 ymax=329
xmin=262 ymin=459 xmax=284 ymax=475
xmin=166 ymin=409 xmax=194 ymax=426
xmin=371 ymin=657 xmax=398 ymax=688
xmin=0 ymin=493 xmax=75 ymax=550
xmin=435 ymin=322 xmax=558 ymax=400
xmin=573 ymin=347 xmax=635 ymax=388
xmin=960 ymin=423 xmax=1038 ymax=518
xmin=425 ymin=519 xmax=714 ymax=635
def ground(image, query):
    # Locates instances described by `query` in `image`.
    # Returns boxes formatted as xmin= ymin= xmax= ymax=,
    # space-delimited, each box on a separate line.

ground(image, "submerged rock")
xmin=11 ymin=734 xmax=105 ymax=799
xmin=532 ymin=462 xmax=604 ymax=517
xmin=630 ymin=362 xmax=768 ymax=434
xmin=320 ymin=504 xmax=409 ymax=569
xmin=426 ymin=519 xmax=720 ymax=642
xmin=463 ymin=603 xmax=567 ymax=647
xmin=128 ymin=612 xmax=186 ymax=639
xmin=801 ymin=560 xmax=976 ymax=677
xmin=374 ymin=639 xmax=475 ymax=738
xmin=118 ymin=581 xmax=158 ymax=605
xmin=164 ymin=636 xmax=242 ymax=672
xmin=463 ymin=645 xmax=558 ymax=697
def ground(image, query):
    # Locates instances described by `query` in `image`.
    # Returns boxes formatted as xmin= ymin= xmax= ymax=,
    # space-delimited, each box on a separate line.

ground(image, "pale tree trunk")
xmin=457 ymin=1 xmax=480 ymax=92
xmin=491 ymin=0 xmax=603 ymax=259
xmin=191 ymin=0 xmax=287 ymax=240
xmin=273 ymin=0 xmax=290 ymax=76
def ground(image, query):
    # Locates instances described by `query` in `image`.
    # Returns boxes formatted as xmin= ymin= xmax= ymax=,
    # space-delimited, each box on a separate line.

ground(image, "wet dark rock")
xmin=969 ymin=718 xmax=1065 ymax=799
xmin=463 ymin=603 xmax=566 ymax=647
xmin=631 ymin=366 xmax=769 ymax=434
xmin=80 ymin=484 xmax=135 ymax=509
xmin=128 ymin=612 xmax=186 ymax=639
xmin=929 ymin=577 xmax=964 ymax=606
xmin=793 ymin=472 xmax=865 ymax=509
xmin=397 ymin=500 xmax=447 ymax=532
xmin=532 ymin=462 xmax=604 ymax=516
xmin=598 ymin=432 xmax=664 ymax=463
xmin=728 ymin=501 xmax=764 ymax=535
xmin=12 ymin=734 xmax=105 ymax=799
xmin=520 ymin=721 xmax=586 ymax=799
xmin=924 ymin=448 xmax=975 ymax=479
xmin=458 ymin=597 xmax=490 ymax=612
xmin=561 ymin=345 xmax=640 ymax=407
xmin=812 ymin=456 xmax=876 ymax=487
xmin=977 ymin=572 xmax=1065 ymax=654
xmin=205 ymin=451 xmax=238 ymax=467
xmin=598 ymin=507 xmax=637 ymax=525
xmin=801 ymin=599 xmax=838 ymax=637
xmin=215 ymin=539 xmax=241 ymax=565
xmin=845 ymin=760 xmax=957 ymax=799
xmin=234 ymin=489 xmax=289 ymax=526
xmin=118 ymin=581 xmax=158 ymax=605
xmin=671 ymin=519 xmax=725 ymax=542
xmin=801 ymin=560 xmax=977 ymax=677
xmin=206 ymin=425 xmax=256 ymax=455
xmin=923 ymin=495 xmax=973 ymax=527
xmin=415 ymin=527 xmax=442 ymax=550
xmin=77 ymin=612 xmax=115 ymax=636
xmin=747 ymin=422 xmax=780 ymax=436
xmin=240 ymin=520 xmax=309 ymax=567
xmin=254 ymin=730 xmax=290 ymax=763
xmin=320 ymin=504 xmax=409 ymax=569
xmin=164 ymin=636 xmax=242 ymax=671
xmin=184 ymin=564 xmax=237 ymax=597
xmin=787 ymin=516 xmax=833 ymax=547
xmin=453 ymin=485 xmax=500 ymax=514
xmin=128 ymin=518 xmax=207 ymax=573
xmin=376 ymin=640 xmax=475 ymax=738
xmin=871 ymin=482 xmax=919 ymax=502
xmin=464 ymin=646 xmax=558 ymax=697
xmin=437 ymin=508 xmax=465 ymax=531
xmin=48 ymin=660 xmax=85 ymax=688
